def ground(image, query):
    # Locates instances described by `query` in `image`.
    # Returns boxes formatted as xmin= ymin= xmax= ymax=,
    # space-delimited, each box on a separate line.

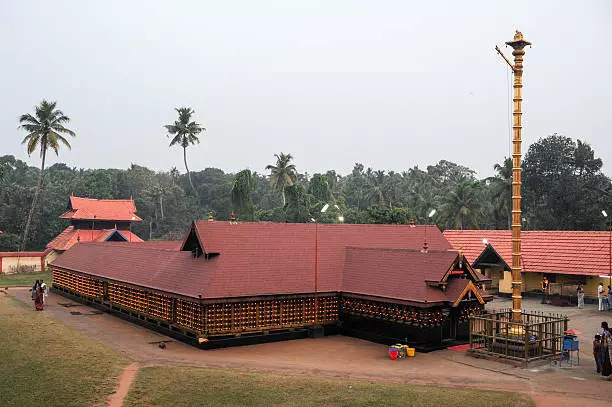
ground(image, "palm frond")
xmin=51 ymin=123 xmax=76 ymax=137
xmin=26 ymin=135 xmax=40 ymax=155
xmin=19 ymin=113 xmax=40 ymax=125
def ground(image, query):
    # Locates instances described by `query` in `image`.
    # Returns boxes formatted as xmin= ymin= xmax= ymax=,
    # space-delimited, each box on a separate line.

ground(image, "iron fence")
xmin=469 ymin=309 xmax=568 ymax=363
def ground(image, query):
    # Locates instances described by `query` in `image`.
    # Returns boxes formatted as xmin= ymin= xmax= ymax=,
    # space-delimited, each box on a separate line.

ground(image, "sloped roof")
xmin=127 ymin=241 xmax=182 ymax=250
xmin=51 ymin=243 xmax=208 ymax=297
xmin=186 ymin=222 xmax=452 ymax=295
xmin=47 ymin=226 xmax=143 ymax=251
xmin=50 ymin=222 xmax=490 ymax=305
xmin=342 ymin=247 xmax=465 ymax=303
xmin=443 ymin=230 xmax=612 ymax=276
xmin=60 ymin=196 xmax=142 ymax=222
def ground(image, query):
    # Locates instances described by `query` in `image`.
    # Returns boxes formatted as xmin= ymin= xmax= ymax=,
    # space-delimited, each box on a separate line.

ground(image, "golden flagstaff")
xmin=496 ymin=30 xmax=531 ymax=324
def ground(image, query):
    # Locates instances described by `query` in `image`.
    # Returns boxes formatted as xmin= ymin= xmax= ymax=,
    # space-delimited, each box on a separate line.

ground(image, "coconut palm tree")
xmin=265 ymin=153 xmax=297 ymax=207
xmin=164 ymin=107 xmax=204 ymax=195
xmin=440 ymin=179 xmax=483 ymax=229
xmin=19 ymin=100 xmax=76 ymax=249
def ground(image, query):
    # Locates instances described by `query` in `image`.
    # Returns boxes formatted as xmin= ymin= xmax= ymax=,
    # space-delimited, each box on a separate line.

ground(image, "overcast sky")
xmin=1 ymin=1 xmax=611 ymax=178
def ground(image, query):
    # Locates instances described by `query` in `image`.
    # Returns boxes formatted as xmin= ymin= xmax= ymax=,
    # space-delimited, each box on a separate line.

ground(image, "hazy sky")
xmin=1 ymin=1 xmax=611 ymax=178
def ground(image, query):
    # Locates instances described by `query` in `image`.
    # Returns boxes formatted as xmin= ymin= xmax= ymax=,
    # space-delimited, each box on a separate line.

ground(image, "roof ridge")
xmin=78 ymin=242 xmax=184 ymax=253
xmin=345 ymin=246 xmax=456 ymax=254
xmin=72 ymin=196 xmax=134 ymax=202
xmin=195 ymin=221 xmax=430 ymax=227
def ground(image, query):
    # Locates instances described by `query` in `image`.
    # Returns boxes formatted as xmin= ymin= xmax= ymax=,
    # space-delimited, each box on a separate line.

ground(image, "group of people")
xmin=31 ymin=279 xmax=48 ymax=311
xmin=593 ymin=321 xmax=612 ymax=378
xmin=597 ymin=282 xmax=612 ymax=311
xmin=574 ymin=282 xmax=612 ymax=310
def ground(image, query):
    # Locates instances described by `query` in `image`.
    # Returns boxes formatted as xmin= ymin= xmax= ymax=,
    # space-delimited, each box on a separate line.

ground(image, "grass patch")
xmin=0 ymin=270 xmax=52 ymax=287
xmin=0 ymin=294 xmax=130 ymax=407
xmin=124 ymin=366 xmax=533 ymax=407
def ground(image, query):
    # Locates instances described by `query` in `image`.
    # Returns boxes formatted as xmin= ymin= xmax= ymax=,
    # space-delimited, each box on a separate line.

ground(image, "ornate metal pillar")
xmin=506 ymin=31 xmax=531 ymax=323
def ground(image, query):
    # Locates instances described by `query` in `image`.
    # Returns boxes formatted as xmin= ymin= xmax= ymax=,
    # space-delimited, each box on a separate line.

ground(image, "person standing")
xmin=608 ymin=286 xmax=612 ymax=312
xmin=598 ymin=282 xmax=606 ymax=311
xmin=40 ymin=280 xmax=48 ymax=306
xmin=600 ymin=322 xmax=612 ymax=378
xmin=541 ymin=276 xmax=550 ymax=304
xmin=31 ymin=280 xmax=38 ymax=303
xmin=577 ymin=283 xmax=585 ymax=309
xmin=594 ymin=334 xmax=602 ymax=373
xmin=33 ymin=281 xmax=44 ymax=311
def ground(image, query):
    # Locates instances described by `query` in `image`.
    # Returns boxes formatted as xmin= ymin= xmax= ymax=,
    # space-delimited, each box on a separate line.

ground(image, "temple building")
xmin=46 ymin=195 xmax=143 ymax=263
xmin=443 ymin=230 xmax=612 ymax=301
xmin=49 ymin=221 xmax=491 ymax=350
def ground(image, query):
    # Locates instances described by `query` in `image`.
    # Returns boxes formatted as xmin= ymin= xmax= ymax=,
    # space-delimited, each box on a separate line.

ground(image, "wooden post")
xmin=469 ymin=317 xmax=473 ymax=348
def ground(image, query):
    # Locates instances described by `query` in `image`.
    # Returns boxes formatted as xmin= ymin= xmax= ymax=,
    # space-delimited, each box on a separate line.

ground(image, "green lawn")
xmin=124 ymin=366 xmax=534 ymax=407
xmin=0 ymin=270 xmax=52 ymax=287
xmin=0 ymin=294 xmax=130 ymax=407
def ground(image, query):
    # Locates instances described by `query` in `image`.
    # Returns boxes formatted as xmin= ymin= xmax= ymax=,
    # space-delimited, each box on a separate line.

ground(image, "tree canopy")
xmin=1 ymin=134 xmax=610 ymax=251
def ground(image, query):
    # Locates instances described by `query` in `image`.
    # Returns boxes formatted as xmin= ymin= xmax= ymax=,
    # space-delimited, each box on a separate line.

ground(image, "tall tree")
xmin=18 ymin=100 xmax=75 ymax=249
xmin=523 ymin=134 xmax=610 ymax=229
xmin=440 ymin=179 xmax=484 ymax=229
xmin=308 ymin=173 xmax=331 ymax=204
xmin=265 ymin=153 xmax=297 ymax=207
xmin=284 ymin=184 xmax=311 ymax=223
xmin=488 ymin=157 xmax=513 ymax=229
xmin=164 ymin=107 xmax=204 ymax=195
xmin=232 ymin=169 xmax=255 ymax=221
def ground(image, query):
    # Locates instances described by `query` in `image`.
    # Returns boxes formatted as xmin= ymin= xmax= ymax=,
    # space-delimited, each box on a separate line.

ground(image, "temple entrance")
xmin=441 ymin=309 xmax=458 ymax=341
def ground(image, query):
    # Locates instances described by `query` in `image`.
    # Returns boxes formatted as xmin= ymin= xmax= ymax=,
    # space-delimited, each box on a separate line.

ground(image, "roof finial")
xmin=409 ymin=217 xmax=415 ymax=227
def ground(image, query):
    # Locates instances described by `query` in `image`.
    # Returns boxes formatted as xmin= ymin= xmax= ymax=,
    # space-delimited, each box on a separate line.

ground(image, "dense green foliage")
xmin=1 ymin=134 xmax=610 ymax=251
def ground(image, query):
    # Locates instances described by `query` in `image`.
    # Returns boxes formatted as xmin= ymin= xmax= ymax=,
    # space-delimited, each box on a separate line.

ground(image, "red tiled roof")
xmin=60 ymin=196 xmax=142 ymax=222
xmin=189 ymin=222 xmax=452 ymax=296
xmin=51 ymin=222 xmax=463 ymax=302
xmin=342 ymin=247 xmax=459 ymax=303
xmin=127 ymin=241 xmax=182 ymax=250
xmin=0 ymin=251 xmax=46 ymax=258
xmin=51 ymin=243 xmax=207 ymax=297
xmin=47 ymin=226 xmax=143 ymax=251
xmin=443 ymin=230 xmax=612 ymax=277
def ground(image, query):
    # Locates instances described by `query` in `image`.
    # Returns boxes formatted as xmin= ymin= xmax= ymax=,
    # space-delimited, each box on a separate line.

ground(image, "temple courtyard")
xmin=1 ymin=288 xmax=610 ymax=407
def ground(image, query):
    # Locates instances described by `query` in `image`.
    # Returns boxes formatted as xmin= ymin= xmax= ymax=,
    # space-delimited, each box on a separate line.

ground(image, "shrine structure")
xmin=46 ymin=195 xmax=143 ymax=263
xmin=49 ymin=221 xmax=491 ymax=350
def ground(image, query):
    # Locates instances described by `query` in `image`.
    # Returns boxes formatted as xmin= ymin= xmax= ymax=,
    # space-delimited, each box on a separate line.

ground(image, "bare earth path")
xmin=107 ymin=363 xmax=140 ymax=407
xmin=8 ymin=289 xmax=611 ymax=407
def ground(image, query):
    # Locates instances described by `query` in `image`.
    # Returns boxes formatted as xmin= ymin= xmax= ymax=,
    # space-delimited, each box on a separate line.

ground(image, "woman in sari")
xmin=576 ymin=283 xmax=585 ymax=309
xmin=34 ymin=280 xmax=44 ymax=311
xmin=601 ymin=321 xmax=612 ymax=378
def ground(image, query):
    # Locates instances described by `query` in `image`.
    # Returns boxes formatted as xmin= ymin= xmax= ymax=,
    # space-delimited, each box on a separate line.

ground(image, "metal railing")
xmin=469 ymin=309 xmax=568 ymax=363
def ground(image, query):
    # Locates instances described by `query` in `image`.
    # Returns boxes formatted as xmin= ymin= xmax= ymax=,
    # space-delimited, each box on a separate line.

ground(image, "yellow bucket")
xmin=406 ymin=347 xmax=415 ymax=357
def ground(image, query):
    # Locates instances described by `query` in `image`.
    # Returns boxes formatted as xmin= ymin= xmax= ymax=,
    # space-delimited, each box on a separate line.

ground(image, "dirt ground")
xmin=7 ymin=289 xmax=611 ymax=407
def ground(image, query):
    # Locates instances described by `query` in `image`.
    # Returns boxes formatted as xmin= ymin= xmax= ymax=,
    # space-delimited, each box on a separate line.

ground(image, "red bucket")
xmin=389 ymin=348 xmax=399 ymax=360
